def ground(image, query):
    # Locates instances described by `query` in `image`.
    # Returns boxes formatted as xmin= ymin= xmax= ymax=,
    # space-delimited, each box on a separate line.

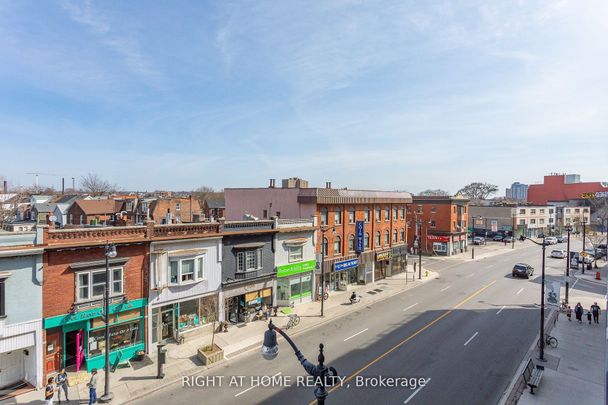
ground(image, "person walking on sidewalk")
xmin=87 ymin=368 xmax=98 ymax=405
xmin=56 ymin=368 xmax=69 ymax=403
xmin=566 ymin=306 xmax=572 ymax=321
xmin=575 ymin=303 xmax=583 ymax=323
xmin=587 ymin=310 xmax=592 ymax=325
xmin=591 ymin=302 xmax=601 ymax=324
xmin=45 ymin=376 xmax=57 ymax=405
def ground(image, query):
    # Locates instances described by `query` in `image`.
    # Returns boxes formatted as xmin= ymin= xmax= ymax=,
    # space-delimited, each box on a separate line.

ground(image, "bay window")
xmin=76 ymin=268 xmax=123 ymax=302
xmin=169 ymin=255 xmax=206 ymax=284
xmin=236 ymin=249 xmax=262 ymax=272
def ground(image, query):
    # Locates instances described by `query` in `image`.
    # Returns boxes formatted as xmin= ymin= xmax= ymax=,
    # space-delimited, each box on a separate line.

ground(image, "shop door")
xmin=161 ymin=308 xmax=174 ymax=340
xmin=45 ymin=329 xmax=62 ymax=375
xmin=65 ymin=330 xmax=81 ymax=369
xmin=0 ymin=350 xmax=24 ymax=388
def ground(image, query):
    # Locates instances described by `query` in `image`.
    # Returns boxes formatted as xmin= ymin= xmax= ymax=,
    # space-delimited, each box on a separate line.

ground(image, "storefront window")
xmin=179 ymin=299 xmax=200 ymax=330
xmin=88 ymin=320 xmax=142 ymax=357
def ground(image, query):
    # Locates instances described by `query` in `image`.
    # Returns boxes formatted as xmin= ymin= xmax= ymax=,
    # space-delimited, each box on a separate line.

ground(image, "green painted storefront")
xmin=276 ymin=260 xmax=315 ymax=305
xmin=44 ymin=298 xmax=147 ymax=372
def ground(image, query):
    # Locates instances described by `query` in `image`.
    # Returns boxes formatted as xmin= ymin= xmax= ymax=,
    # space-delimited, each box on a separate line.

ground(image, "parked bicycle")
xmin=317 ymin=291 xmax=329 ymax=301
xmin=284 ymin=313 xmax=301 ymax=330
xmin=538 ymin=334 xmax=558 ymax=349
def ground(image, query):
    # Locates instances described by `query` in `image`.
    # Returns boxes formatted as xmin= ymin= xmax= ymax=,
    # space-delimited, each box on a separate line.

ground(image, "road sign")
xmin=580 ymin=251 xmax=589 ymax=258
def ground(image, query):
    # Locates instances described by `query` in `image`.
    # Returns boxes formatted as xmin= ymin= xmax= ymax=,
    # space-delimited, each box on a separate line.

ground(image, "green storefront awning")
xmin=44 ymin=298 xmax=147 ymax=329
xmin=276 ymin=260 xmax=316 ymax=278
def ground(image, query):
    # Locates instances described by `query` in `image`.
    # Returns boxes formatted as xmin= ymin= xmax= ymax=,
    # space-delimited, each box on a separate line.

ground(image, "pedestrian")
xmin=587 ymin=311 xmax=592 ymax=325
xmin=87 ymin=368 xmax=98 ymax=405
xmin=56 ymin=368 xmax=69 ymax=403
xmin=413 ymin=262 xmax=417 ymax=272
xmin=575 ymin=303 xmax=583 ymax=323
xmin=566 ymin=306 xmax=572 ymax=321
xmin=591 ymin=302 xmax=601 ymax=324
xmin=45 ymin=376 xmax=56 ymax=405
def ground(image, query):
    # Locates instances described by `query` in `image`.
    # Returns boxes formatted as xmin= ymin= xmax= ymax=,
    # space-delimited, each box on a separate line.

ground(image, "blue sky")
xmin=1 ymin=0 xmax=607 ymax=194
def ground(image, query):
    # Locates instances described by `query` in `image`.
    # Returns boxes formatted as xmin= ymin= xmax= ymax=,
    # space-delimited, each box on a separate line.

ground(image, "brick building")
xmin=147 ymin=197 xmax=202 ymax=224
xmin=224 ymin=179 xmax=412 ymax=290
xmin=67 ymin=199 xmax=121 ymax=225
xmin=527 ymin=173 xmax=608 ymax=205
xmin=407 ymin=195 xmax=469 ymax=256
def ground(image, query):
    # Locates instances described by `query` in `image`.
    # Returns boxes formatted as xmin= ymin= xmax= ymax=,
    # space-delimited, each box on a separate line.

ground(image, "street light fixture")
xmin=565 ymin=225 xmax=572 ymax=304
xmin=262 ymin=320 xmax=338 ymax=404
xmin=319 ymin=226 xmax=335 ymax=317
xmin=518 ymin=234 xmax=548 ymax=362
xmin=99 ymin=242 xmax=117 ymax=403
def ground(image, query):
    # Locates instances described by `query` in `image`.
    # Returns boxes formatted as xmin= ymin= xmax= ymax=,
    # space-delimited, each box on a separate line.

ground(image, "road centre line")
xmin=234 ymin=372 xmax=282 ymax=397
xmin=496 ymin=306 xmax=506 ymax=315
xmin=440 ymin=286 xmax=451 ymax=292
xmin=314 ymin=280 xmax=497 ymax=404
xmin=403 ymin=303 xmax=419 ymax=312
xmin=516 ymin=288 xmax=524 ymax=295
xmin=344 ymin=328 xmax=369 ymax=342
xmin=463 ymin=332 xmax=479 ymax=346
xmin=403 ymin=378 xmax=432 ymax=404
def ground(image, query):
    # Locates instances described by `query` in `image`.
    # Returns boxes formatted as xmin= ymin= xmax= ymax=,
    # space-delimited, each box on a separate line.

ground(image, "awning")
xmin=167 ymin=248 xmax=207 ymax=258
xmin=232 ymin=242 xmax=265 ymax=249
xmin=283 ymin=238 xmax=308 ymax=246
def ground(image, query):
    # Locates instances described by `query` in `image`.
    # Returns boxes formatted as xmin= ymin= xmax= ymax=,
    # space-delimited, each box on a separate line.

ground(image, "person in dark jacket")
xmin=56 ymin=368 xmax=69 ymax=403
xmin=575 ymin=303 xmax=584 ymax=323
xmin=587 ymin=310 xmax=592 ymax=325
xmin=591 ymin=302 xmax=601 ymax=324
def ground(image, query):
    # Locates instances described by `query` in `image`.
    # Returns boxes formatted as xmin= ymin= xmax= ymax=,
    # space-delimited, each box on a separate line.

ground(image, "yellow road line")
xmin=308 ymin=280 xmax=497 ymax=404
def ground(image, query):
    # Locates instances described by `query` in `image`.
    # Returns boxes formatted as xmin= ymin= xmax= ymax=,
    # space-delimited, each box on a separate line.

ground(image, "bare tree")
xmin=80 ymin=173 xmax=117 ymax=196
xmin=588 ymin=232 xmax=605 ymax=268
xmin=192 ymin=186 xmax=215 ymax=205
xmin=457 ymin=182 xmax=498 ymax=200
xmin=0 ymin=197 xmax=18 ymax=228
xmin=418 ymin=189 xmax=450 ymax=197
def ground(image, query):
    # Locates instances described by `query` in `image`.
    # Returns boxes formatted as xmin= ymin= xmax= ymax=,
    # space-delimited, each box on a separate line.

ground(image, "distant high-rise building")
xmin=505 ymin=182 xmax=528 ymax=201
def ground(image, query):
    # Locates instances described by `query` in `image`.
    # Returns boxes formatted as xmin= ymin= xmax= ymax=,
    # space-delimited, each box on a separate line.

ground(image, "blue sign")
xmin=334 ymin=258 xmax=359 ymax=272
xmin=356 ymin=221 xmax=364 ymax=253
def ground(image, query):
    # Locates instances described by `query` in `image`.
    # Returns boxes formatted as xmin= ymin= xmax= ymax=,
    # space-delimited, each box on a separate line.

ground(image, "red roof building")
xmin=527 ymin=174 xmax=608 ymax=205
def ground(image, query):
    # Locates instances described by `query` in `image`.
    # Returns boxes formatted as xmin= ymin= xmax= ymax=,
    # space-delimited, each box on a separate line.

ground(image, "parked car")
xmin=545 ymin=237 xmax=558 ymax=245
xmin=550 ymin=249 xmax=566 ymax=259
xmin=473 ymin=237 xmax=486 ymax=245
xmin=512 ymin=263 xmax=534 ymax=278
xmin=492 ymin=235 xmax=504 ymax=241
xmin=580 ymin=250 xmax=595 ymax=264
xmin=595 ymin=244 xmax=607 ymax=259
xmin=556 ymin=235 xmax=567 ymax=243
xmin=503 ymin=236 xmax=514 ymax=243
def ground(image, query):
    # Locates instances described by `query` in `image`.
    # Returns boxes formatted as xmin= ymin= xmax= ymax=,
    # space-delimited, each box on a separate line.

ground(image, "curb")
xmin=127 ymin=272 xmax=438 ymax=403
xmin=497 ymin=309 xmax=558 ymax=405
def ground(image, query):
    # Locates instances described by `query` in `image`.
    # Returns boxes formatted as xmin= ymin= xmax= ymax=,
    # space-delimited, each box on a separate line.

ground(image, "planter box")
xmin=197 ymin=344 xmax=224 ymax=365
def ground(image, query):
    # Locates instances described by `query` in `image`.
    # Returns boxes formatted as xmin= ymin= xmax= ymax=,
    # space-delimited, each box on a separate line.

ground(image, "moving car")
xmin=503 ymin=236 xmax=514 ymax=243
xmin=512 ymin=263 xmax=534 ymax=278
xmin=473 ymin=237 xmax=486 ymax=245
xmin=556 ymin=235 xmax=567 ymax=243
xmin=545 ymin=236 xmax=558 ymax=245
xmin=550 ymin=249 xmax=566 ymax=259
xmin=492 ymin=235 xmax=504 ymax=241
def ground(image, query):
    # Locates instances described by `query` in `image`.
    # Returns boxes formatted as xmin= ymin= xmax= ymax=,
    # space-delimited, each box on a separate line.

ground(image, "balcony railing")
xmin=46 ymin=226 xmax=147 ymax=245
xmin=153 ymin=223 xmax=220 ymax=238
xmin=222 ymin=220 xmax=274 ymax=232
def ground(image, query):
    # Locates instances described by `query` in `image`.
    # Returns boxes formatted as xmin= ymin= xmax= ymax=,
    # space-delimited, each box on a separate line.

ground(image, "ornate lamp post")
xmin=262 ymin=320 xmax=338 ymax=404
xmin=100 ymin=242 xmax=117 ymax=403
xmin=565 ymin=225 xmax=572 ymax=304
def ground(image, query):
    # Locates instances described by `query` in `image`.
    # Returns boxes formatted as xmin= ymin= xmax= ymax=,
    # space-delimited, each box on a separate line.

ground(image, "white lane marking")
xmin=235 ymin=372 xmax=282 ymax=397
xmin=344 ymin=328 xmax=369 ymax=342
xmin=463 ymin=331 xmax=479 ymax=346
xmin=403 ymin=303 xmax=419 ymax=312
xmin=516 ymin=287 xmax=524 ymax=295
xmin=404 ymin=378 xmax=431 ymax=404
xmin=465 ymin=273 xmax=474 ymax=279
xmin=571 ymin=278 xmax=579 ymax=289
xmin=440 ymin=285 xmax=451 ymax=292
xmin=496 ymin=306 xmax=506 ymax=315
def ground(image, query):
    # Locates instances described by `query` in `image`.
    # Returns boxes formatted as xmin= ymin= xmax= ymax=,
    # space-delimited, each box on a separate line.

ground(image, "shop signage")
xmin=491 ymin=220 xmax=498 ymax=232
xmin=277 ymin=260 xmax=316 ymax=278
xmin=43 ymin=298 xmax=147 ymax=329
xmin=426 ymin=235 xmax=450 ymax=242
xmin=581 ymin=191 xmax=608 ymax=199
xmin=334 ymin=258 xmax=358 ymax=272
xmin=376 ymin=251 xmax=392 ymax=261
xmin=356 ymin=221 xmax=364 ymax=253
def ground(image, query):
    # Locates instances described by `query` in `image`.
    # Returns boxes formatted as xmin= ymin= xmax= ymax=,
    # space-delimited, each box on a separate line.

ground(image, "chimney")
xmin=326 ymin=182 xmax=332 ymax=189
xmin=61 ymin=177 xmax=65 ymax=195
xmin=269 ymin=179 xmax=276 ymax=188
xmin=2 ymin=180 xmax=7 ymax=193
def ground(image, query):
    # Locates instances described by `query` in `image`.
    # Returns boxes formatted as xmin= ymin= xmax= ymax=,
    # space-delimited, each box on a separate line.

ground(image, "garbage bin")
xmin=157 ymin=344 xmax=167 ymax=379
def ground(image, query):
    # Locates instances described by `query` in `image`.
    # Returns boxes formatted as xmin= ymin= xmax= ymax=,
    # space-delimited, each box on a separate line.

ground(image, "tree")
xmin=80 ymin=173 xmax=117 ymax=196
xmin=457 ymin=182 xmax=498 ymax=200
xmin=0 ymin=197 xmax=18 ymax=228
xmin=587 ymin=232 xmax=605 ymax=269
xmin=418 ymin=189 xmax=450 ymax=197
xmin=192 ymin=186 xmax=215 ymax=205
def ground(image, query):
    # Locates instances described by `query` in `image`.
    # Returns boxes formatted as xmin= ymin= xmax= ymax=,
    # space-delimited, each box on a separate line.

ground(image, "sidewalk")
xmin=516 ymin=261 xmax=607 ymax=405
xmin=11 ymin=267 xmax=437 ymax=405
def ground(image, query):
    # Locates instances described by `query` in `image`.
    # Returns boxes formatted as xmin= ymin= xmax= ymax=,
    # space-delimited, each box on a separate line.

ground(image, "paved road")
xmin=133 ymin=239 xmax=585 ymax=405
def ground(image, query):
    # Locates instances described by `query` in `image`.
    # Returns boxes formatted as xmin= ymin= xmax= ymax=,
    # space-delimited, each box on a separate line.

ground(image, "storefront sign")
xmin=356 ymin=221 xmax=364 ymax=253
xmin=276 ymin=260 xmax=316 ymax=278
xmin=426 ymin=235 xmax=450 ymax=242
xmin=491 ymin=220 xmax=498 ymax=232
xmin=334 ymin=258 xmax=358 ymax=272
xmin=581 ymin=191 xmax=608 ymax=199
xmin=376 ymin=251 xmax=392 ymax=261
xmin=43 ymin=298 xmax=147 ymax=329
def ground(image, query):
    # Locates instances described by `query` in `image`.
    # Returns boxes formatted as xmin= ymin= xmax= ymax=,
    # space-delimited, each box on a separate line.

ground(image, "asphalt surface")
xmin=132 ymin=238 xmax=587 ymax=405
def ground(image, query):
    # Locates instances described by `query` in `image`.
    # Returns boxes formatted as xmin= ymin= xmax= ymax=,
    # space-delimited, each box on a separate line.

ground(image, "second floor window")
xmin=364 ymin=232 xmax=370 ymax=249
xmin=364 ymin=207 xmax=371 ymax=222
xmin=393 ymin=208 xmax=397 ymax=220
xmin=375 ymin=231 xmax=381 ymax=246
xmin=430 ymin=220 xmax=436 ymax=228
xmin=348 ymin=235 xmax=355 ymax=252
xmin=384 ymin=230 xmax=389 ymax=245
xmin=176 ymin=203 xmax=181 ymax=211
xmin=171 ymin=256 xmax=205 ymax=284
xmin=375 ymin=207 xmax=381 ymax=222
xmin=334 ymin=208 xmax=342 ymax=225
xmin=321 ymin=208 xmax=328 ymax=225
xmin=400 ymin=207 xmax=405 ymax=219
xmin=77 ymin=268 xmax=123 ymax=302
xmin=400 ymin=229 xmax=405 ymax=241
xmin=520 ymin=219 xmax=526 ymax=225
xmin=385 ymin=207 xmax=390 ymax=221
xmin=520 ymin=209 xmax=525 ymax=214
xmin=334 ymin=236 xmax=341 ymax=255
xmin=288 ymin=246 xmax=303 ymax=262
xmin=393 ymin=230 xmax=398 ymax=242
xmin=237 ymin=249 xmax=262 ymax=272
xmin=349 ymin=207 xmax=355 ymax=224
xmin=322 ymin=238 xmax=329 ymax=255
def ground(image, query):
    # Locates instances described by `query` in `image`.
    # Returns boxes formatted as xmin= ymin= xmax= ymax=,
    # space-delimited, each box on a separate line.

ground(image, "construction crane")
xmin=25 ymin=172 xmax=62 ymax=188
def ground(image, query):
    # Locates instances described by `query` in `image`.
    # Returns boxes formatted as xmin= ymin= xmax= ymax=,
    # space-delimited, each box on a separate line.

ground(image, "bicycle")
xmin=284 ymin=313 xmax=301 ymax=330
xmin=538 ymin=334 xmax=558 ymax=349
xmin=317 ymin=291 xmax=329 ymax=301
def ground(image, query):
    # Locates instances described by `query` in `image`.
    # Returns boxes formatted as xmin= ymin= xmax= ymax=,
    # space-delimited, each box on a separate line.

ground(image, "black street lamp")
xmin=565 ymin=225 xmax=572 ymax=304
xmin=319 ymin=226 xmax=335 ymax=317
xmin=99 ymin=242 xmax=117 ymax=403
xmin=519 ymin=234 xmax=548 ymax=361
xmin=262 ymin=320 xmax=338 ymax=404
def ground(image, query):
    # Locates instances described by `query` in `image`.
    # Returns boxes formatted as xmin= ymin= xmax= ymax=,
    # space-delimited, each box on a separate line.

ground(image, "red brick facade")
xmin=149 ymin=197 xmax=202 ymax=224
